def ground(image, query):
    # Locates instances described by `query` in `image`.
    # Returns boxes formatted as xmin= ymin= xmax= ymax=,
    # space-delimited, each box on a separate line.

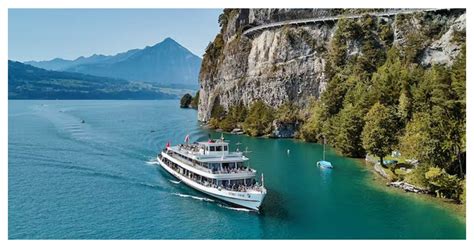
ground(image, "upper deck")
xmin=168 ymin=140 xmax=248 ymax=163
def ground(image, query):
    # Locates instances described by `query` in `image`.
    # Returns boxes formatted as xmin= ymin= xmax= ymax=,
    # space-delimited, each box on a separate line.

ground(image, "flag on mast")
xmin=184 ymin=134 xmax=190 ymax=144
xmin=166 ymin=141 xmax=170 ymax=148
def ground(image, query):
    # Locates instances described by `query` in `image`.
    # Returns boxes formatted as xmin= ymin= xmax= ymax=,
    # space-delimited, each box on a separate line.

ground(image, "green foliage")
xmin=378 ymin=21 xmax=394 ymax=47
xmin=300 ymin=100 xmax=326 ymax=142
xmin=216 ymin=103 xmax=248 ymax=132
xmin=399 ymin=112 xmax=431 ymax=161
xmin=407 ymin=63 xmax=465 ymax=176
xmin=362 ymin=102 xmax=398 ymax=167
xmin=200 ymin=34 xmax=225 ymax=79
xmin=219 ymin=116 xmax=236 ymax=132
xmin=451 ymin=44 xmax=466 ymax=152
xmin=243 ymin=100 xmax=274 ymax=136
xmin=210 ymin=100 xmax=226 ymax=120
xmin=180 ymin=93 xmax=193 ymax=108
xmin=190 ymin=91 xmax=199 ymax=109
xmin=321 ymin=73 xmax=348 ymax=116
xmin=460 ymin=180 xmax=466 ymax=204
xmin=397 ymin=90 xmax=411 ymax=125
xmin=325 ymin=18 xmax=361 ymax=78
xmin=333 ymin=103 xmax=365 ymax=157
xmin=424 ymin=167 xmax=463 ymax=202
xmin=405 ymin=164 xmax=430 ymax=188
xmin=275 ymin=102 xmax=299 ymax=123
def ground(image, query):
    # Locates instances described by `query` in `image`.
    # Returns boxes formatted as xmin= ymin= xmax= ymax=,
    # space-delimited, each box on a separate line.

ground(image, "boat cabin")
xmin=199 ymin=141 xmax=229 ymax=155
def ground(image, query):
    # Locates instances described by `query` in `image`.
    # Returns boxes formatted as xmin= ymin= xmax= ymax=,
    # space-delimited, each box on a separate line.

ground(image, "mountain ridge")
xmin=24 ymin=37 xmax=202 ymax=85
xmin=8 ymin=60 xmax=176 ymax=100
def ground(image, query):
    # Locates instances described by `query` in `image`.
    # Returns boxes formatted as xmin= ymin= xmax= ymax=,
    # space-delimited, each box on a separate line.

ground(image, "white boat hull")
xmin=157 ymin=155 xmax=266 ymax=211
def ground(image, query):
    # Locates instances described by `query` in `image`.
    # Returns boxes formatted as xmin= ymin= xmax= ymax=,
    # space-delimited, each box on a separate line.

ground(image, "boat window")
xmin=224 ymin=146 xmax=228 ymax=151
xmin=216 ymin=146 xmax=222 ymax=151
xmin=210 ymin=146 xmax=215 ymax=151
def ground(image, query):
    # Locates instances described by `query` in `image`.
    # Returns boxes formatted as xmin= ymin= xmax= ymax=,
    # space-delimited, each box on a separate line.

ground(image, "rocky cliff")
xmin=198 ymin=8 xmax=466 ymax=123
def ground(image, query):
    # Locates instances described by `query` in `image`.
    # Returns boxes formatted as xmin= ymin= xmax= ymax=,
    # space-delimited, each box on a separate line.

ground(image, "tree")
xmin=370 ymin=51 xmax=407 ymax=107
xmin=300 ymin=100 xmax=326 ymax=142
xmin=275 ymin=101 xmax=298 ymax=123
xmin=243 ymin=100 xmax=274 ymax=136
xmin=180 ymin=93 xmax=193 ymax=108
xmin=333 ymin=103 xmax=365 ymax=157
xmin=424 ymin=167 xmax=463 ymax=202
xmin=362 ymin=102 xmax=398 ymax=167
xmin=397 ymin=90 xmax=412 ymax=125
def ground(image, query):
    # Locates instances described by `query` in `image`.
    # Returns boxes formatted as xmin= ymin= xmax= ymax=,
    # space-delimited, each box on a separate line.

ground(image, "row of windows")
xmin=208 ymin=145 xmax=228 ymax=152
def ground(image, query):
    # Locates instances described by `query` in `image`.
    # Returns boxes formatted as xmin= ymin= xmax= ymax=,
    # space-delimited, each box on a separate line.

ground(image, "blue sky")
xmin=9 ymin=9 xmax=222 ymax=61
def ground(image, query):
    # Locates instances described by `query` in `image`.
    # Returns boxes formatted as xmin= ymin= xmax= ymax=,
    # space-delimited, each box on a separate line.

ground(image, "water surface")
xmin=8 ymin=100 xmax=465 ymax=239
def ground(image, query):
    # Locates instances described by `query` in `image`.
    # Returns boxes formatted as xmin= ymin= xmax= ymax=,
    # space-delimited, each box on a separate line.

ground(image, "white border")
xmin=1 ymin=0 xmax=472 ymax=247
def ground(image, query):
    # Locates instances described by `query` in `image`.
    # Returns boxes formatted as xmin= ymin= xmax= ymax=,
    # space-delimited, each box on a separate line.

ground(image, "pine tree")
xmin=334 ymin=103 xmax=365 ymax=157
xmin=362 ymin=102 xmax=398 ymax=167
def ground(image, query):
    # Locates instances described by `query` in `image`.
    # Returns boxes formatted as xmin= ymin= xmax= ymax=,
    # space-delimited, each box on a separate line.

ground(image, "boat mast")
xmin=317 ymin=133 xmax=326 ymax=161
xmin=323 ymin=136 xmax=326 ymax=161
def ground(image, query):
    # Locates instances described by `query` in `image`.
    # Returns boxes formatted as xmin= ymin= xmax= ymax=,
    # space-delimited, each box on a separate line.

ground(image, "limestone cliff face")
xmin=198 ymin=9 xmax=465 ymax=122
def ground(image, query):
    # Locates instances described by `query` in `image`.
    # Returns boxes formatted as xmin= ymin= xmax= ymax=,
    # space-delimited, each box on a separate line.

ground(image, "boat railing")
xmin=212 ymin=167 xmax=256 ymax=175
xmin=161 ymin=154 xmax=264 ymax=193
xmin=206 ymin=182 xmax=265 ymax=193
xmin=165 ymin=149 xmax=255 ymax=175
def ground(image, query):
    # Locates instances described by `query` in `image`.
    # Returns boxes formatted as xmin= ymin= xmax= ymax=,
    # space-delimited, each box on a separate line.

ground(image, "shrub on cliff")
xmin=180 ymin=93 xmax=193 ymax=108
xmin=275 ymin=102 xmax=299 ymax=123
xmin=300 ymin=100 xmax=326 ymax=142
xmin=190 ymin=91 xmax=199 ymax=109
xmin=243 ymin=100 xmax=274 ymax=136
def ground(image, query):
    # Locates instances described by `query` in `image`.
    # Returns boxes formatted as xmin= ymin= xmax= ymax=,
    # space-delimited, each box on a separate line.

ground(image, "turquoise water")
xmin=8 ymin=100 xmax=465 ymax=239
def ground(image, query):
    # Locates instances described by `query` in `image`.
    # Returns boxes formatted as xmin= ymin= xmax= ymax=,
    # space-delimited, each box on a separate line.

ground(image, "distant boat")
xmin=316 ymin=134 xmax=333 ymax=169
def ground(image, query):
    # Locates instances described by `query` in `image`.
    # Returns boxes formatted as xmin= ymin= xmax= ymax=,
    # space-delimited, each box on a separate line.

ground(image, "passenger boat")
xmin=157 ymin=135 xmax=267 ymax=211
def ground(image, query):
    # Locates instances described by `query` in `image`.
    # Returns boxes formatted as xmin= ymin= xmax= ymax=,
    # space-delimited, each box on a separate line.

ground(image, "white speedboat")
xmin=157 ymin=136 xmax=266 ymax=211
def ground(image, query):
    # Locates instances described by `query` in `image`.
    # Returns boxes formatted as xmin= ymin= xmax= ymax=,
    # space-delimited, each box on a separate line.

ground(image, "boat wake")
xmin=217 ymin=204 xmax=252 ymax=212
xmin=172 ymin=193 xmax=215 ymax=202
xmin=169 ymin=179 xmax=181 ymax=184
xmin=146 ymin=159 xmax=160 ymax=166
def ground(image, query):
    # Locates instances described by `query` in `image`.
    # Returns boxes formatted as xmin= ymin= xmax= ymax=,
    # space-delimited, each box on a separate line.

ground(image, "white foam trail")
xmin=169 ymin=179 xmax=181 ymax=184
xmin=217 ymin=204 xmax=252 ymax=212
xmin=172 ymin=193 xmax=215 ymax=202
xmin=146 ymin=160 xmax=159 ymax=165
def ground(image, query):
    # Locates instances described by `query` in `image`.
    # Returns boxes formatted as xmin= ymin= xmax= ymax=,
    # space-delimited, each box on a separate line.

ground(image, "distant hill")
xmin=24 ymin=37 xmax=202 ymax=85
xmin=8 ymin=60 xmax=176 ymax=100
xmin=25 ymin=49 xmax=140 ymax=71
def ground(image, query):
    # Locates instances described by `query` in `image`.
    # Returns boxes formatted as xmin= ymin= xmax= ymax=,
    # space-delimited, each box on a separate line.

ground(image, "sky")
xmin=8 ymin=9 xmax=222 ymax=62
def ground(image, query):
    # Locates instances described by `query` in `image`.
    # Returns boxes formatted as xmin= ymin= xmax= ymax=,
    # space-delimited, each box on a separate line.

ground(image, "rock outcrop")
xmin=198 ymin=9 xmax=466 ymax=122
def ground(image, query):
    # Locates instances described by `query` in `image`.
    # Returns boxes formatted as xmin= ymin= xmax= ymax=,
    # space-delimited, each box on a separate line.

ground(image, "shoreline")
xmin=354 ymin=158 xmax=466 ymax=221
xmin=208 ymin=125 xmax=466 ymax=221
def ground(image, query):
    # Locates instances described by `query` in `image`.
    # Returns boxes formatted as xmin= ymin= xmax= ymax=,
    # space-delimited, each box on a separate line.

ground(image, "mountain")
xmin=8 ymin=60 xmax=175 ymax=100
xmin=24 ymin=38 xmax=202 ymax=85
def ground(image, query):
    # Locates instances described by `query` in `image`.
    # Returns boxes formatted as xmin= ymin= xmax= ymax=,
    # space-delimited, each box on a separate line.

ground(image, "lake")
xmin=8 ymin=100 xmax=466 ymax=239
